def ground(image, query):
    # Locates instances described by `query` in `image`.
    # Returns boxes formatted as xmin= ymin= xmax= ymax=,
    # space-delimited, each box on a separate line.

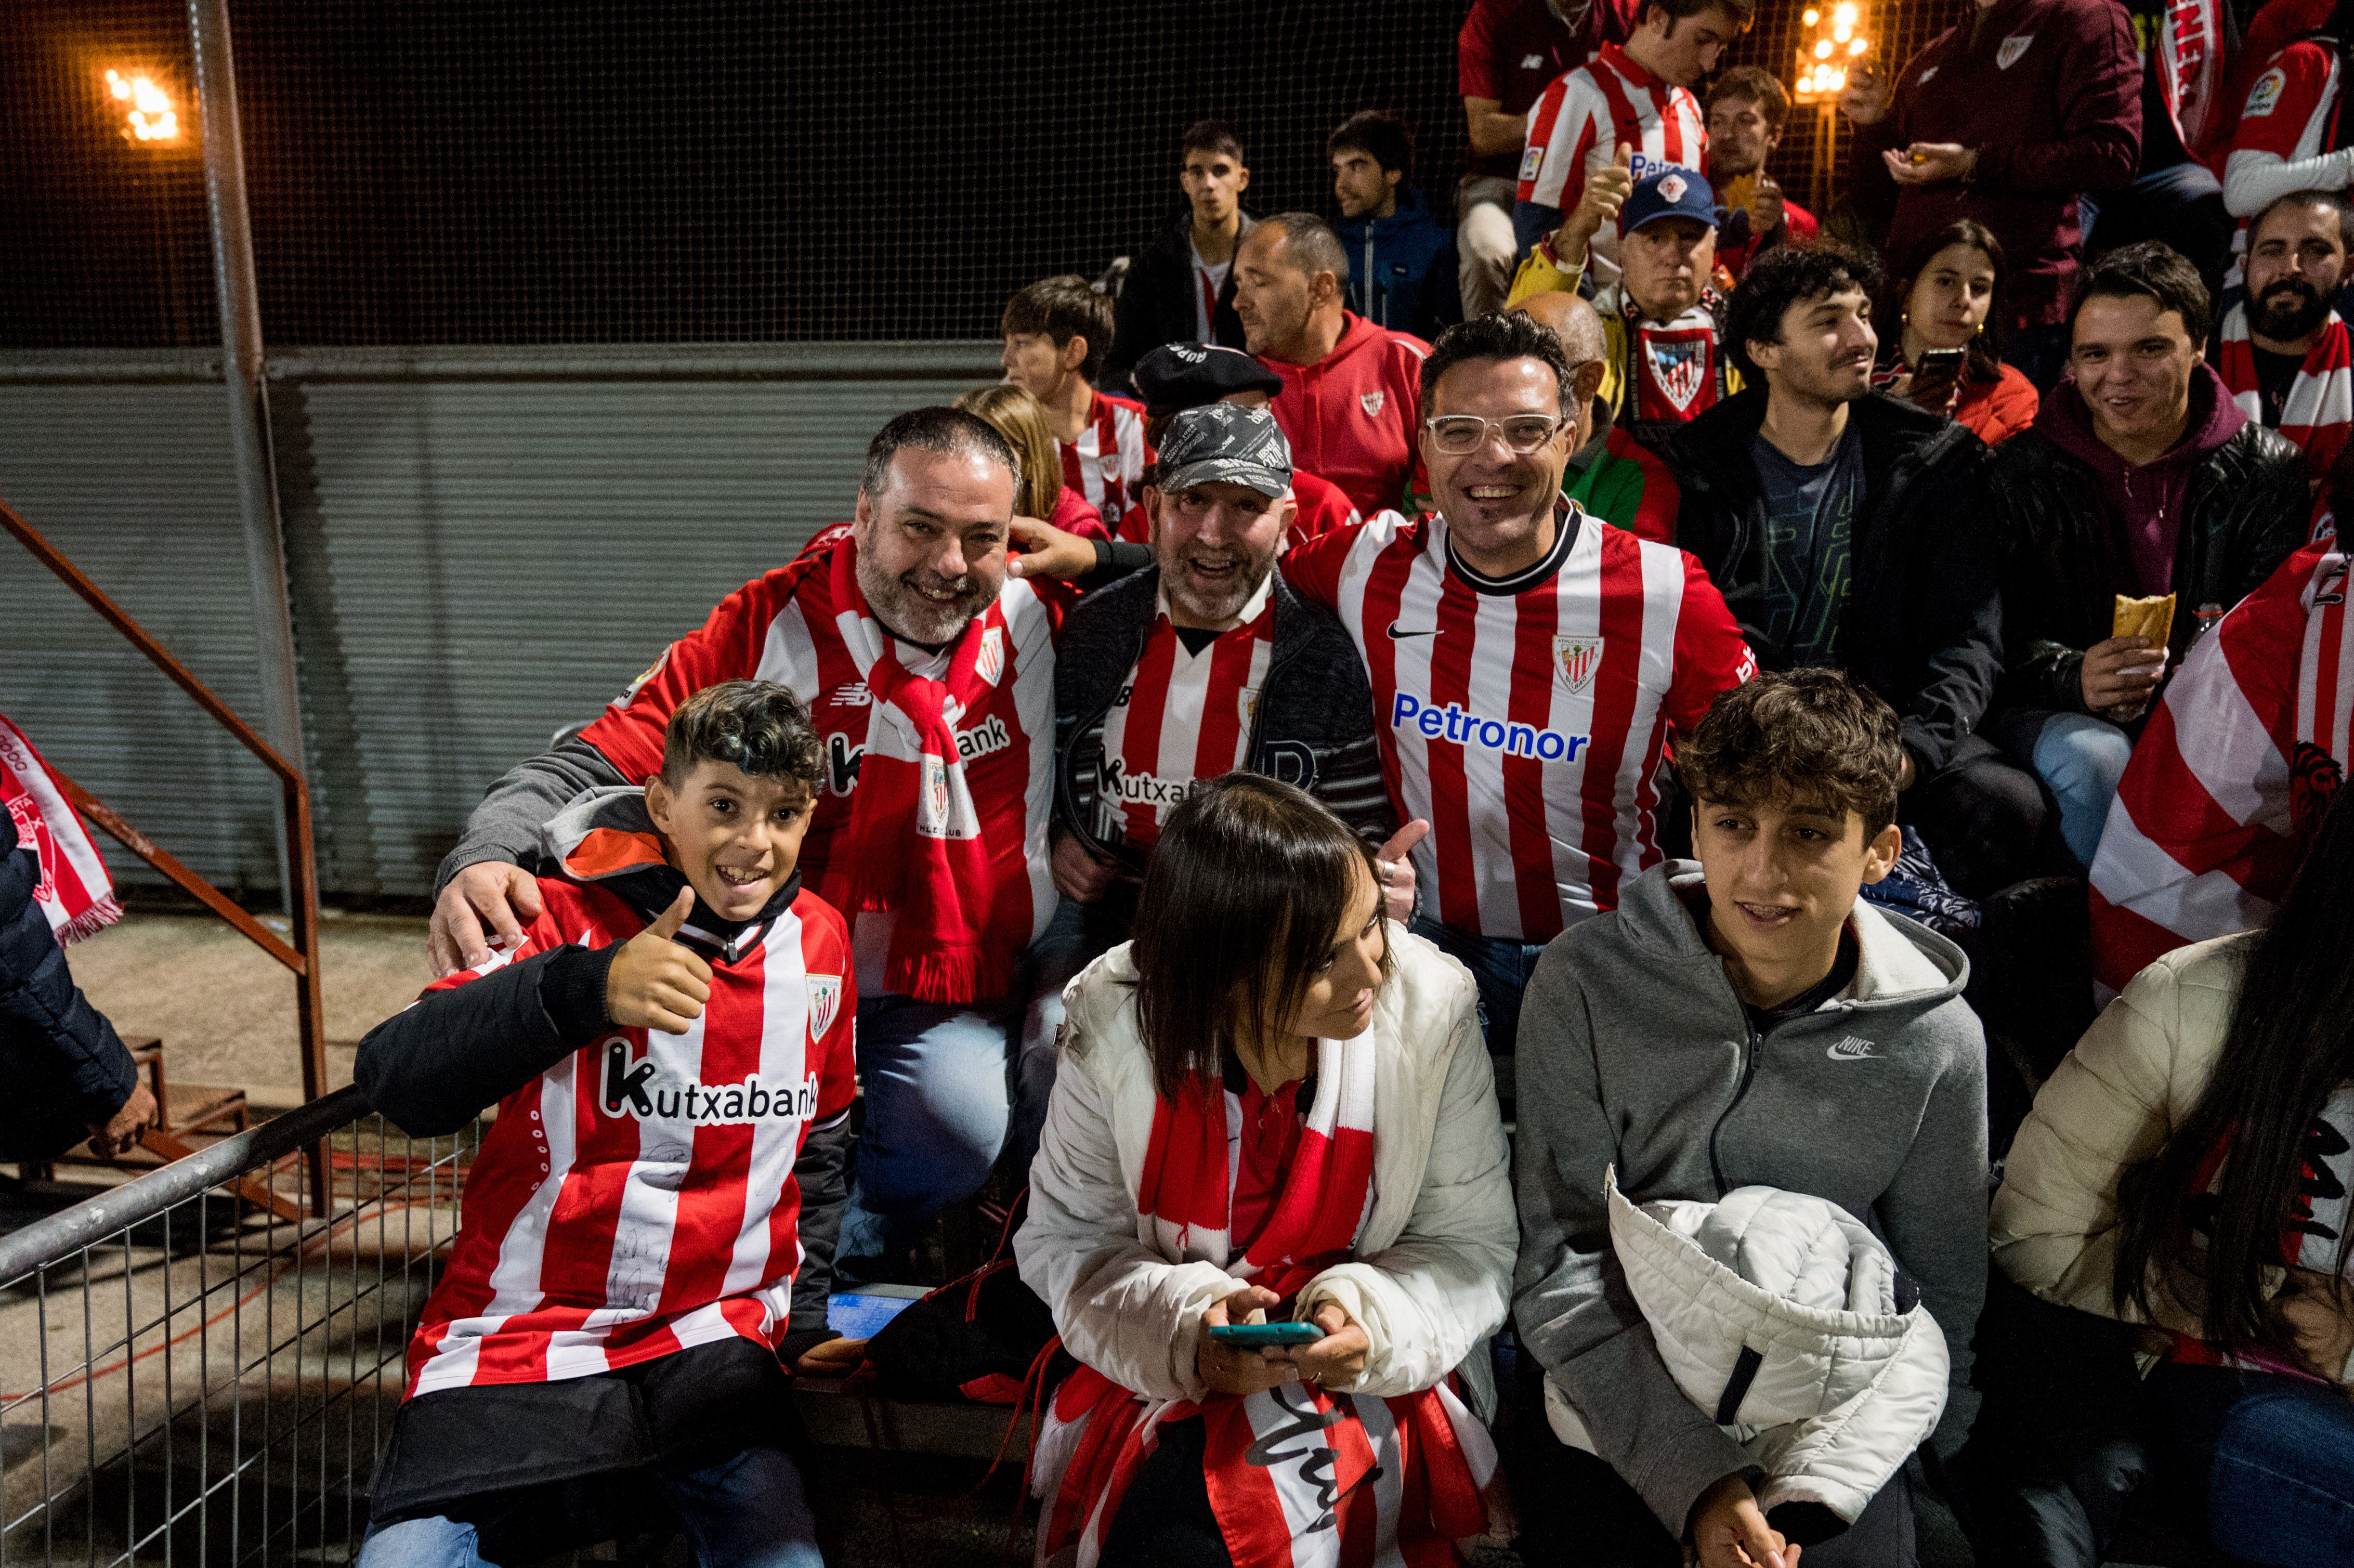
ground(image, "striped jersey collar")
xmin=1441 ymin=500 xmax=1585 ymax=595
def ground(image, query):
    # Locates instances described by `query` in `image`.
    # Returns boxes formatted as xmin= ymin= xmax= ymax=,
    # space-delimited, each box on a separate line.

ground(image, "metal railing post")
xmin=187 ymin=0 xmax=307 ymax=916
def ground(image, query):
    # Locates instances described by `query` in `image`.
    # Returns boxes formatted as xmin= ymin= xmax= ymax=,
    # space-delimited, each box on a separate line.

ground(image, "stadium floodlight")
xmin=104 ymin=68 xmax=182 ymax=142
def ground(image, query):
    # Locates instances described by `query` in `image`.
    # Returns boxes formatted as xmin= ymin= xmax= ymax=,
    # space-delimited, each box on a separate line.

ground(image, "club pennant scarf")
xmin=0 ymin=714 xmax=121 ymax=945
xmin=1031 ymin=1029 xmax=1500 ymax=1568
xmin=1600 ymin=281 xmax=1729 ymax=425
xmin=815 ymin=541 xmax=1024 ymax=1004
xmin=2218 ymin=303 xmax=2353 ymax=481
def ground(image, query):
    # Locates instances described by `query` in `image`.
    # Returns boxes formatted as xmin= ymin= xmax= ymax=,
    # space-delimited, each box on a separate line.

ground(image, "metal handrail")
xmin=2 ymin=494 xmax=331 ymax=1208
xmin=0 ymin=1087 xmax=368 ymax=1286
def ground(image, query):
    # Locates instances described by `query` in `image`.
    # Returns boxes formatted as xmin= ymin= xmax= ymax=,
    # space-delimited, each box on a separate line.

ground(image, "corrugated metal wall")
xmin=1 ymin=344 xmax=1002 ymax=898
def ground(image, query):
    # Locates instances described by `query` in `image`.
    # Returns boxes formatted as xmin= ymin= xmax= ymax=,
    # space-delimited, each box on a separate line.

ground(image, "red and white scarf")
xmin=817 ymin=542 xmax=1024 ymax=1004
xmin=1601 ymin=281 xmax=1727 ymax=425
xmin=0 ymin=715 xmax=121 ymax=945
xmin=1032 ymin=1029 xmax=1499 ymax=1567
xmin=2218 ymin=303 xmax=2354 ymax=481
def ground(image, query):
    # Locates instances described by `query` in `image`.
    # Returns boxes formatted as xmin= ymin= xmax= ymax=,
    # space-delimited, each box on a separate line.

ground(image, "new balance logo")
xmin=1825 ymin=1036 xmax=1879 ymax=1062
xmin=600 ymin=1037 xmax=820 ymax=1123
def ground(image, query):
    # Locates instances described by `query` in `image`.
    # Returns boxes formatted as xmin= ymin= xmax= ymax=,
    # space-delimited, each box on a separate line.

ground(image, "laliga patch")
xmin=2244 ymin=66 xmax=2285 ymax=118
xmin=1520 ymin=144 xmax=1544 ymax=181
xmin=1361 ymin=390 xmax=1385 ymax=416
xmin=615 ymin=647 xmax=669 ymax=706
xmin=1554 ymin=636 xmax=1605 ymax=696
xmin=806 ymin=973 xmax=842 ymax=1039
xmin=1995 ymin=33 xmax=2034 ymax=70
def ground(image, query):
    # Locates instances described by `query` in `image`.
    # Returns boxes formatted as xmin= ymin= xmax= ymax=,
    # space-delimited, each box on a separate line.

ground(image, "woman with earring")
xmin=1877 ymin=220 xmax=2041 ymax=446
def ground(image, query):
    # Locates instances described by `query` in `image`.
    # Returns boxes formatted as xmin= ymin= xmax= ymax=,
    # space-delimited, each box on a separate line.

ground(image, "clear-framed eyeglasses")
xmin=1422 ymin=413 xmax=1570 ymax=455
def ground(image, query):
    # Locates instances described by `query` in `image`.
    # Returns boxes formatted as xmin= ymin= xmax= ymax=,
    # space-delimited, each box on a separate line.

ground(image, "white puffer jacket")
xmin=1012 ymin=925 xmax=1516 ymax=1416
xmin=1577 ymin=1169 xmax=1951 ymax=1526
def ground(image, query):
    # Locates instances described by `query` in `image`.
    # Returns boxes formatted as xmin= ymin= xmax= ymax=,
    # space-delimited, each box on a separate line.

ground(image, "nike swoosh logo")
xmin=1387 ymin=622 xmax=1438 ymax=639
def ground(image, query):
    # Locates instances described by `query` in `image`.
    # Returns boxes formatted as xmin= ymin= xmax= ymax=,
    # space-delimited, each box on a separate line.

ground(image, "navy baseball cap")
xmin=1617 ymin=166 xmax=1717 ymax=238
xmin=1132 ymin=342 xmax=1285 ymax=419
xmin=1155 ymin=403 xmax=1293 ymax=498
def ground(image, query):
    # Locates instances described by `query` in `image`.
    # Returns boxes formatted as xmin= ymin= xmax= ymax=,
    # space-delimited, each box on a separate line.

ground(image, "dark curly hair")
xmin=1419 ymin=310 xmax=1580 ymax=422
xmin=1724 ymin=243 xmax=1883 ymax=383
xmin=1676 ymin=668 xmax=1904 ymax=837
xmin=660 ymin=680 xmax=822 ymax=792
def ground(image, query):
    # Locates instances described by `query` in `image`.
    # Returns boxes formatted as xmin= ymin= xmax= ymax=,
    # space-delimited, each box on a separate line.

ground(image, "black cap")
xmin=1132 ymin=342 xmax=1285 ymax=419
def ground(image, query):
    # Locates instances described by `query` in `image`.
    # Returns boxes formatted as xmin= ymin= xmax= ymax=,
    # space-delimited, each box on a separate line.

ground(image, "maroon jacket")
xmin=1852 ymin=0 xmax=2142 ymax=329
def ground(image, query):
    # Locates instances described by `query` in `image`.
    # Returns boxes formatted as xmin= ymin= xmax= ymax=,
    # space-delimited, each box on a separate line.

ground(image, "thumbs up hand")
xmin=605 ymin=886 xmax=713 ymax=1035
xmin=1555 ymin=145 xmax=1635 ymax=274
xmin=1374 ymin=819 xmax=1430 ymax=924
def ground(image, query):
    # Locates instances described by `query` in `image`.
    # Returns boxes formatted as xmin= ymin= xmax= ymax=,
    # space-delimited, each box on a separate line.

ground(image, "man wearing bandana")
xmin=1510 ymin=164 xmax=1736 ymax=433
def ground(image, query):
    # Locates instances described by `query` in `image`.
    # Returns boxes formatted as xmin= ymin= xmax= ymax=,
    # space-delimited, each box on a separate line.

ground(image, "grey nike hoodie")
xmin=1512 ymin=860 xmax=1987 ymax=1540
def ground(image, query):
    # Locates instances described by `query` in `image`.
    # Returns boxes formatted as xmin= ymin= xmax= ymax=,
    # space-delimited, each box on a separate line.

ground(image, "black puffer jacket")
xmin=1988 ymin=394 xmax=2308 ymax=714
xmin=1662 ymin=389 xmax=2002 ymax=776
xmin=0 ymin=811 xmax=136 ymax=1159
xmin=1055 ymin=565 xmax=1393 ymax=873
xmin=1105 ymin=210 xmax=1256 ymax=393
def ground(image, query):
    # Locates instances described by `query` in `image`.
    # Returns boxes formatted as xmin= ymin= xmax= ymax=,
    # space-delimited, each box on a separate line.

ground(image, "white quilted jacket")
xmin=1570 ymin=1169 xmax=1951 ymax=1525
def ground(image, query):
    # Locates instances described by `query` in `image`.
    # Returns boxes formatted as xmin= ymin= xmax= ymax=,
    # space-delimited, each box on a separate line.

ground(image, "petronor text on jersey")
xmin=1389 ymin=694 xmax=1591 ymax=762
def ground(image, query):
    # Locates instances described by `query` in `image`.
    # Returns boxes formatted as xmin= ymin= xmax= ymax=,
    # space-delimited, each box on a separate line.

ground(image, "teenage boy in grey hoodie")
xmin=1514 ymin=669 xmax=1987 ymax=1568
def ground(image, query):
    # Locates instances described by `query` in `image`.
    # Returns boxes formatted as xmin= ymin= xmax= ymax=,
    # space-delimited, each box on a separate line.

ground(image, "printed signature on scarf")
xmin=1243 ymin=1382 xmax=1384 ymax=1532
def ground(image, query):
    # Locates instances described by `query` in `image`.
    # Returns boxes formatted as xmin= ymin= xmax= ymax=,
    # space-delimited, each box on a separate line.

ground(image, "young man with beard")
xmin=1028 ymin=406 xmax=1409 ymax=1135
xmin=1281 ymin=310 xmax=1756 ymax=1062
xmin=1703 ymin=67 xmax=1816 ymax=282
xmin=426 ymin=408 xmax=1064 ymax=1282
xmin=1002 ymin=275 xmax=1152 ymax=524
xmin=1512 ymin=166 xmax=1736 ymax=430
xmin=1987 ymin=242 xmax=2308 ymax=872
xmin=1514 ymin=0 xmax=1753 ymax=283
xmin=1105 ymin=121 xmax=1257 ymax=392
xmin=1233 ymin=213 xmax=1431 ymax=518
xmin=2216 ymin=190 xmax=2354 ymax=486
xmin=1660 ymin=245 xmax=2032 ymax=895
xmin=1329 ymin=110 xmax=1462 ymax=343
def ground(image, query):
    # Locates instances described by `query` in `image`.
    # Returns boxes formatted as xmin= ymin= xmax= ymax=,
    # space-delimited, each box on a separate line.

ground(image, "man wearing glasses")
xmin=1282 ymin=311 xmax=1756 ymax=1063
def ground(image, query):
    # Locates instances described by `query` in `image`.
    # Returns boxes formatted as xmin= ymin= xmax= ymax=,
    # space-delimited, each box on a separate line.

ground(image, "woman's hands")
xmin=1196 ymin=1288 xmax=1371 ymax=1396
xmin=1689 ymin=1474 xmax=1801 ymax=1568
xmin=2275 ymin=1269 xmax=2354 ymax=1382
xmin=791 ymin=1336 xmax=869 ymax=1378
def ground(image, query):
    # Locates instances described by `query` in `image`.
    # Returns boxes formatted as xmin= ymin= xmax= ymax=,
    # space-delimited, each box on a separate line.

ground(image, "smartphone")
xmin=1207 ymin=1321 xmax=1322 ymax=1347
xmin=1908 ymin=346 xmax=1968 ymax=404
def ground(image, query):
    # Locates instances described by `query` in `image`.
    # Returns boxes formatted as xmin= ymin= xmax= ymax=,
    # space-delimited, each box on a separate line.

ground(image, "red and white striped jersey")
xmin=2089 ymin=542 xmax=2350 ymax=992
xmin=1517 ymin=43 xmax=1708 ymax=285
xmin=404 ymin=879 xmax=858 ymax=1397
xmin=1282 ymin=504 xmax=1756 ymax=940
xmin=2221 ymin=41 xmax=2343 ymax=281
xmin=1095 ymin=577 xmax=1277 ymax=850
xmin=1060 ymin=391 xmax=1153 ymax=522
xmin=576 ymin=535 xmax=1063 ymax=999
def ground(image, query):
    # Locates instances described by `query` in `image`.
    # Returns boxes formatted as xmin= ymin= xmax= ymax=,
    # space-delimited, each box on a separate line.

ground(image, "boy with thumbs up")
xmin=354 ymin=681 xmax=852 ymax=1568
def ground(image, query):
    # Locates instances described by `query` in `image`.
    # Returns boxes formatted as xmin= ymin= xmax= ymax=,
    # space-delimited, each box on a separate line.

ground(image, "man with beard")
xmin=1281 ymin=310 xmax=1756 ymax=1062
xmin=1660 ymin=245 xmax=2035 ymax=896
xmin=425 ymin=408 xmax=1063 ymax=1280
xmin=1232 ymin=213 xmax=1431 ymax=518
xmin=1026 ymin=405 xmax=1410 ymax=1141
xmin=2216 ymin=190 xmax=2354 ymax=486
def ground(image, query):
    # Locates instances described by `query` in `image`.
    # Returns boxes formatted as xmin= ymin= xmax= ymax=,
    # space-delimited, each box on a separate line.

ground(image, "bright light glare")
xmin=1849 ymin=37 xmax=1868 ymax=54
xmin=1814 ymin=39 xmax=1834 ymax=58
xmin=1834 ymin=3 xmax=1859 ymax=25
xmin=108 ymin=69 xmax=182 ymax=142
xmin=1803 ymin=8 xmax=1820 ymax=23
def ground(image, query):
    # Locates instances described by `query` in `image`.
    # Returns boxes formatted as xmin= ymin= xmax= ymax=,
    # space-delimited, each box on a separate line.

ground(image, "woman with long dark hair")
xmin=1875 ymin=219 xmax=2040 ymax=445
xmin=1993 ymin=788 xmax=2354 ymax=1564
xmin=1014 ymin=774 xmax=1513 ymax=1568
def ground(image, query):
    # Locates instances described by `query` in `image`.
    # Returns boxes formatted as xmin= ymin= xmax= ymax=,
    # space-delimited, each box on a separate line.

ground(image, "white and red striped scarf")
xmin=2089 ymin=542 xmax=2349 ymax=991
xmin=2217 ymin=304 xmax=2353 ymax=481
xmin=815 ymin=542 xmax=1026 ymax=1003
xmin=0 ymin=714 xmax=121 ymax=946
xmin=1032 ymin=1029 xmax=1498 ymax=1567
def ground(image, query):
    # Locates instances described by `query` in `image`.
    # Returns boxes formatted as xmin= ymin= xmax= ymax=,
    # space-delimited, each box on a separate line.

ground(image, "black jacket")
xmin=1986 ymin=420 xmax=2308 ymax=714
xmin=1105 ymin=210 xmax=1256 ymax=393
xmin=1054 ymin=566 xmax=1393 ymax=875
xmin=1662 ymin=389 xmax=2003 ymax=776
xmin=0 ymin=811 xmax=136 ymax=1160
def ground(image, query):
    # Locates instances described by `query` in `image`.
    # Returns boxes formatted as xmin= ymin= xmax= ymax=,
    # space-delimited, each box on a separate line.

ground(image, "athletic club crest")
xmin=920 ymin=753 xmax=951 ymax=835
xmin=974 ymin=624 xmax=1005 ymax=686
xmin=1657 ymin=173 xmax=1688 ymax=204
xmin=1995 ymin=33 xmax=2033 ymax=69
xmin=1643 ymin=331 xmax=1712 ymax=415
xmin=1554 ymin=636 xmax=1604 ymax=696
xmin=806 ymin=973 xmax=843 ymax=1039
xmin=1239 ymin=685 xmax=1262 ymax=728
xmin=1361 ymin=390 xmax=1385 ymax=416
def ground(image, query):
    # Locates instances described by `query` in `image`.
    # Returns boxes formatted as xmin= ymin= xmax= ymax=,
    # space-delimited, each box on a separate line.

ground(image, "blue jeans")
xmin=2029 ymin=712 xmax=2135 ymax=869
xmin=836 ymin=990 xmax=1018 ymax=1272
xmin=1410 ymin=917 xmax=1549 ymax=1057
xmin=1003 ymin=896 xmax=1129 ymax=1178
xmin=359 ymin=1445 xmax=821 ymax=1568
xmin=2148 ymin=1361 xmax=2354 ymax=1566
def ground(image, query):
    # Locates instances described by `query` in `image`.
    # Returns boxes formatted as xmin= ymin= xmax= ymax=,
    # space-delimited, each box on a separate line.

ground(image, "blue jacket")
xmin=1336 ymin=187 xmax=1462 ymax=343
xmin=0 ymin=811 xmax=136 ymax=1159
